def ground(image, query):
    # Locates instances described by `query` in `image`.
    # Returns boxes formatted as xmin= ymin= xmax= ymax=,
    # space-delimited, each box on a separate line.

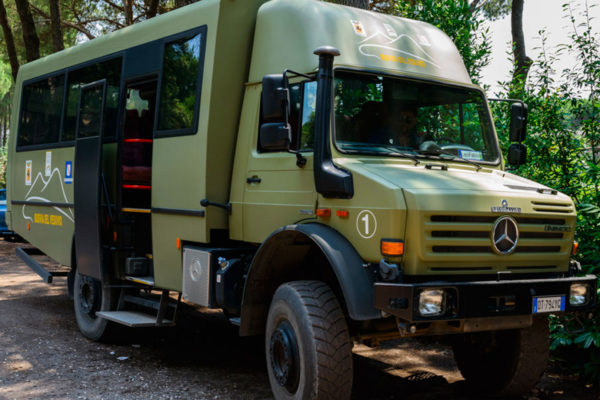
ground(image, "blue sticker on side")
xmin=458 ymin=150 xmax=484 ymax=161
xmin=65 ymin=161 xmax=73 ymax=184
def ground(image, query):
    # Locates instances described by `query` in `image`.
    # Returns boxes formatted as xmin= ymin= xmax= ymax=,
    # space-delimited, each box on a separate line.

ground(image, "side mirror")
xmin=261 ymin=74 xmax=289 ymax=122
xmin=509 ymin=102 xmax=528 ymax=142
xmin=507 ymin=143 xmax=527 ymax=166
xmin=259 ymin=123 xmax=291 ymax=151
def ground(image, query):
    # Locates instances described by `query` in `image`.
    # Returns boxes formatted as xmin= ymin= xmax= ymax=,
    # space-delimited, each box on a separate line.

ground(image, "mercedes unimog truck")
xmin=6 ymin=0 xmax=597 ymax=398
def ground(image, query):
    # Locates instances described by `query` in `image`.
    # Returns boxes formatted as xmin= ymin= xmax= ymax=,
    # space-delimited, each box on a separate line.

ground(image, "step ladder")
xmin=97 ymin=287 xmax=180 ymax=328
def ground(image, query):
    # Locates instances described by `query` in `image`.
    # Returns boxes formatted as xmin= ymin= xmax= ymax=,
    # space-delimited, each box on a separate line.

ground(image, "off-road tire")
xmin=266 ymin=281 xmax=353 ymax=400
xmin=73 ymin=270 xmax=118 ymax=341
xmin=452 ymin=315 xmax=550 ymax=397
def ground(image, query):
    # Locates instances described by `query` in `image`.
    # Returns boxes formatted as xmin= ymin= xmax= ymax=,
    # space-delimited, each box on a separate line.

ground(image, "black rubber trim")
xmin=151 ymin=207 xmax=205 ymax=217
xmin=12 ymin=200 xmax=74 ymax=208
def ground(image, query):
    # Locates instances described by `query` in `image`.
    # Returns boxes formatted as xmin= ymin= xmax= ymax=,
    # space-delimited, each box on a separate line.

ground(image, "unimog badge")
xmin=491 ymin=199 xmax=522 ymax=214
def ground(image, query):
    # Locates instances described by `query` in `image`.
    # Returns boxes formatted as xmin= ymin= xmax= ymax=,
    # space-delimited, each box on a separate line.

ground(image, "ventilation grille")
xmin=531 ymin=201 xmax=573 ymax=214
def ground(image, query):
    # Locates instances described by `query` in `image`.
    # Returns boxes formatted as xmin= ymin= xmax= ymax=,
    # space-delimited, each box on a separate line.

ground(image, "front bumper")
xmin=374 ymin=275 xmax=597 ymax=323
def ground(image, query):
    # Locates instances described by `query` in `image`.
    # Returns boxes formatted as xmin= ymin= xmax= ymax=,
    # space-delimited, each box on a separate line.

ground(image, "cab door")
xmin=74 ymin=80 xmax=106 ymax=280
xmin=242 ymin=81 xmax=317 ymax=242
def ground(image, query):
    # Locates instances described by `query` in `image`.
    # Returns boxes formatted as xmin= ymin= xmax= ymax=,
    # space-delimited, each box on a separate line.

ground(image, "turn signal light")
xmin=336 ymin=210 xmax=349 ymax=218
xmin=381 ymin=239 xmax=404 ymax=257
xmin=572 ymin=241 xmax=579 ymax=256
xmin=176 ymin=237 xmax=181 ymax=250
xmin=316 ymin=208 xmax=331 ymax=217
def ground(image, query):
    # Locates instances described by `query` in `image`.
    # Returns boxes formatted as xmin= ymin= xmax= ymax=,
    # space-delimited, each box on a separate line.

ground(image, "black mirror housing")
xmin=507 ymin=143 xmax=527 ymax=166
xmin=259 ymin=123 xmax=291 ymax=152
xmin=261 ymin=74 xmax=289 ymax=122
xmin=509 ymin=102 xmax=528 ymax=142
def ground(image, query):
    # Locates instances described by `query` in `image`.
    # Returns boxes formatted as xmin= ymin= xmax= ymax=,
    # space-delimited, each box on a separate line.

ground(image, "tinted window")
xmin=77 ymin=84 xmax=105 ymax=138
xmin=62 ymin=57 xmax=122 ymax=141
xmin=157 ymin=32 xmax=203 ymax=132
xmin=18 ymin=74 xmax=65 ymax=147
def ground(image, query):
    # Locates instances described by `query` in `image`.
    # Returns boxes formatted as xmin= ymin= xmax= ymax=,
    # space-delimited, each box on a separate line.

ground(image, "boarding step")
xmin=15 ymin=247 xmax=69 ymax=284
xmin=121 ymin=293 xmax=178 ymax=311
xmin=96 ymin=311 xmax=174 ymax=327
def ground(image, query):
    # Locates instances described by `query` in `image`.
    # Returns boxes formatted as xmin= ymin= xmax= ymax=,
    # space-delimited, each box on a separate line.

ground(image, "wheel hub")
xmin=78 ymin=276 xmax=99 ymax=317
xmin=269 ymin=320 xmax=300 ymax=392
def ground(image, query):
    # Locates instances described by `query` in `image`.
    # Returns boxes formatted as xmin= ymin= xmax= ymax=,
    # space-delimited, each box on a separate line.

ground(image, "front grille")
xmin=427 ymin=214 xmax=569 ymax=255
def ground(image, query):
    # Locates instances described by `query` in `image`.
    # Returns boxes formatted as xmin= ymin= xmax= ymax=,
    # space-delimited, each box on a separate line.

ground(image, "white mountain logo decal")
xmin=358 ymin=31 xmax=440 ymax=68
xmin=22 ymin=167 xmax=74 ymax=223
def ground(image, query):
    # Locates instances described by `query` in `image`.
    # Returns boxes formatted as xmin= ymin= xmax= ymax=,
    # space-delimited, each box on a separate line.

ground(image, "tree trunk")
xmin=124 ymin=0 xmax=133 ymax=25
xmin=0 ymin=0 xmax=19 ymax=80
xmin=511 ymin=0 xmax=532 ymax=88
xmin=327 ymin=0 xmax=369 ymax=9
xmin=147 ymin=0 xmax=159 ymax=18
xmin=14 ymin=0 xmax=40 ymax=62
xmin=48 ymin=0 xmax=64 ymax=52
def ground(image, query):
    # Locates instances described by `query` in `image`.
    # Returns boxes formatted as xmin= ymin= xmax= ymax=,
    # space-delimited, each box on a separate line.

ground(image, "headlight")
xmin=418 ymin=289 xmax=446 ymax=317
xmin=570 ymin=283 xmax=590 ymax=306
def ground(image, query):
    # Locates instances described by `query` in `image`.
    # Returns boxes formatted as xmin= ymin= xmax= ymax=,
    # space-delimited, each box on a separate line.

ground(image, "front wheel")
xmin=266 ymin=281 xmax=353 ymax=400
xmin=452 ymin=316 xmax=550 ymax=397
xmin=73 ymin=270 xmax=117 ymax=341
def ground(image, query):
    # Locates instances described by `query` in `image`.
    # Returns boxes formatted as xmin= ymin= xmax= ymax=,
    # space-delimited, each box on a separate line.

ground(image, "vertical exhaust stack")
xmin=313 ymin=46 xmax=354 ymax=199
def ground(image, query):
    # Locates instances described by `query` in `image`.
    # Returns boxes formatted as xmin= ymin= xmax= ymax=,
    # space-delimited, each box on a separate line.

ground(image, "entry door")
xmin=74 ymin=80 xmax=107 ymax=280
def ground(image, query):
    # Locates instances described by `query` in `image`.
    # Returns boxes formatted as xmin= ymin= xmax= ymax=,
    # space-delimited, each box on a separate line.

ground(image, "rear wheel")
xmin=452 ymin=316 xmax=550 ymax=397
xmin=73 ymin=270 xmax=117 ymax=341
xmin=266 ymin=281 xmax=353 ymax=400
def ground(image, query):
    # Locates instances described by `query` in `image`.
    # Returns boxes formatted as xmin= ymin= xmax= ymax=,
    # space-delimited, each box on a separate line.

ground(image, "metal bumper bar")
xmin=374 ymin=275 xmax=597 ymax=323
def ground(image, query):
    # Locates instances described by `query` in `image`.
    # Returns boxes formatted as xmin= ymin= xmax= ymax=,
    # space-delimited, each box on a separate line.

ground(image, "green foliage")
xmin=492 ymin=0 xmax=600 ymax=381
xmin=0 ymin=145 xmax=6 ymax=189
xmin=394 ymin=0 xmax=491 ymax=84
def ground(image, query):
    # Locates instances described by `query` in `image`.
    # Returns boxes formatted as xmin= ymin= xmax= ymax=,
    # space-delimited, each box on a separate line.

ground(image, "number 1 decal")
xmin=356 ymin=210 xmax=377 ymax=239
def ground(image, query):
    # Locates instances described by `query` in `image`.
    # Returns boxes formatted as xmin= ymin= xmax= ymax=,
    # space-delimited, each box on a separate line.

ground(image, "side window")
xmin=287 ymin=81 xmax=316 ymax=151
xmin=62 ymin=57 xmax=122 ymax=141
xmin=18 ymin=74 xmax=65 ymax=147
xmin=157 ymin=30 xmax=204 ymax=135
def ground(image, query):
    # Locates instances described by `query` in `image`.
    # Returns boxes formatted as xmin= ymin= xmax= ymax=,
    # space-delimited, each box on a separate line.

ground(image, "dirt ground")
xmin=0 ymin=239 xmax=597 ymax=400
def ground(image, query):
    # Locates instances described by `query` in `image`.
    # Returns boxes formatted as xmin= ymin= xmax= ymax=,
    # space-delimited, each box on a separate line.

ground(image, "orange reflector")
xmin=572 ymin=241 xmax=579 ymax=256
xmin=176 ymin=237 xmax=181 ymax=250
xmin=113 ymin=232 xmax=117 ymax=242
xmin=316 ymin=208 xmax=331 ymax=217
xmin=336 ymin=210 xmax=349 ymax=218
xmin=381 ymin=239 xmax=404 ymax=257
xmin=27 ymin=222 xmax=31 ymax=231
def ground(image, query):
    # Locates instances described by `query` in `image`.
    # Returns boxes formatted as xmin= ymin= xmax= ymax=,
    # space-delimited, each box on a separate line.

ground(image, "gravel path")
xmin=0 ymin=240 xmax=596 ymax=400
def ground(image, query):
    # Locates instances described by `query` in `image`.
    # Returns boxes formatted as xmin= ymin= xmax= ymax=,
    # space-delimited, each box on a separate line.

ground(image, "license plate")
xmin=533 ymin=296 xmax=565 ymax=313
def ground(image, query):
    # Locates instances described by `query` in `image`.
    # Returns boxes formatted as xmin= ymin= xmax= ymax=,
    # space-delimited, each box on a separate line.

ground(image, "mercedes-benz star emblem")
xmin=491 ymin=216 xmax=519 ymax=255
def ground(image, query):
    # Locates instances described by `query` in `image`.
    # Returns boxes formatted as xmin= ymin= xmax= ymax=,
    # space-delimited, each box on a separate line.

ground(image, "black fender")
xmin=239 ymin=223 xmax=380 ymax=336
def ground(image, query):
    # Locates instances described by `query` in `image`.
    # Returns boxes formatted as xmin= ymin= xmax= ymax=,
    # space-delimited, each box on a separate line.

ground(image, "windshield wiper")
xmin=381 ymin=147 xmax=422 ymax=165
xmin=418 ymin=141 xmax=483 ymax=171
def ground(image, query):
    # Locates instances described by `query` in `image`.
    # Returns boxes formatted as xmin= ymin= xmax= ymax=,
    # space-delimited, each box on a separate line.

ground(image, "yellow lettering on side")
xmin=50 ymin=215 xmax=63 ymax=226
xmin=34 ymin=214 xmax=44 ymax=223
xmin=380 ymin=54 xmax=427 ymax=68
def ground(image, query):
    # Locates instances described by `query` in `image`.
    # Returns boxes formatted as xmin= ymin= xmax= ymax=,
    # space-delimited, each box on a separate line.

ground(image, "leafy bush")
xmin=491 ymin=0 xmax=600 ymax=381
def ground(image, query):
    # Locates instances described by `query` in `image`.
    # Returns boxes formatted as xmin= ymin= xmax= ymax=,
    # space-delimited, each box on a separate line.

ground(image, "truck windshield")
xmin=333 ymin=71 xmax=499 ymax=163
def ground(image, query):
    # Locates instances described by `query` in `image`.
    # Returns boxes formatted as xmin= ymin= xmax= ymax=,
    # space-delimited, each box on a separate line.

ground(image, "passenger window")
xmin=77 ymin=84 xmax=105 ymax=138
xmin=18 ymin=74 xmax=65 ymax=147
xmin=62 ymin=57 xmax=122 ymax=141
xmin=157 ymin=31 xmax=203 ymax=133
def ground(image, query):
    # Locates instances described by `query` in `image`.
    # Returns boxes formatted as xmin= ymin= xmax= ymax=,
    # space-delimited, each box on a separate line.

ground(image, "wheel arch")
xmin=239 ymin=223 xmax=380 ymax=336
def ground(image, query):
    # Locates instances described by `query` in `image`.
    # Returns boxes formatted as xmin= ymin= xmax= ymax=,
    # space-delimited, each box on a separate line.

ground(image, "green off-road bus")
xmin=6 ymin=0 xmax=597 ymax=398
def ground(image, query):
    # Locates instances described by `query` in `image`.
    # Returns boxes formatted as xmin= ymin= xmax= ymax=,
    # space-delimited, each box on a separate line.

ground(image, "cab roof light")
xmin=316 ymin=208 xmax=331 ymax=217
xmin=572 ymin=241 xmax=579 ymax=256
xmin=381 ymin=239 xmax=404 ymax=257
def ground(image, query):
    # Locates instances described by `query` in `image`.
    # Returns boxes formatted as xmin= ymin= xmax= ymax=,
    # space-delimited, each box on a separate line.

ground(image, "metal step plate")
xmin=96 ymin=311 xmax=174 ymax=327
xmin=124 ymin=276 xmax=155 ymax=286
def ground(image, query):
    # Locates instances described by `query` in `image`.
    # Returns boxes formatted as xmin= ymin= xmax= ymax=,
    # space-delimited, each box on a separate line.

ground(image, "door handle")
xmin=246 ymin=177 xmax=262 ymax=184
